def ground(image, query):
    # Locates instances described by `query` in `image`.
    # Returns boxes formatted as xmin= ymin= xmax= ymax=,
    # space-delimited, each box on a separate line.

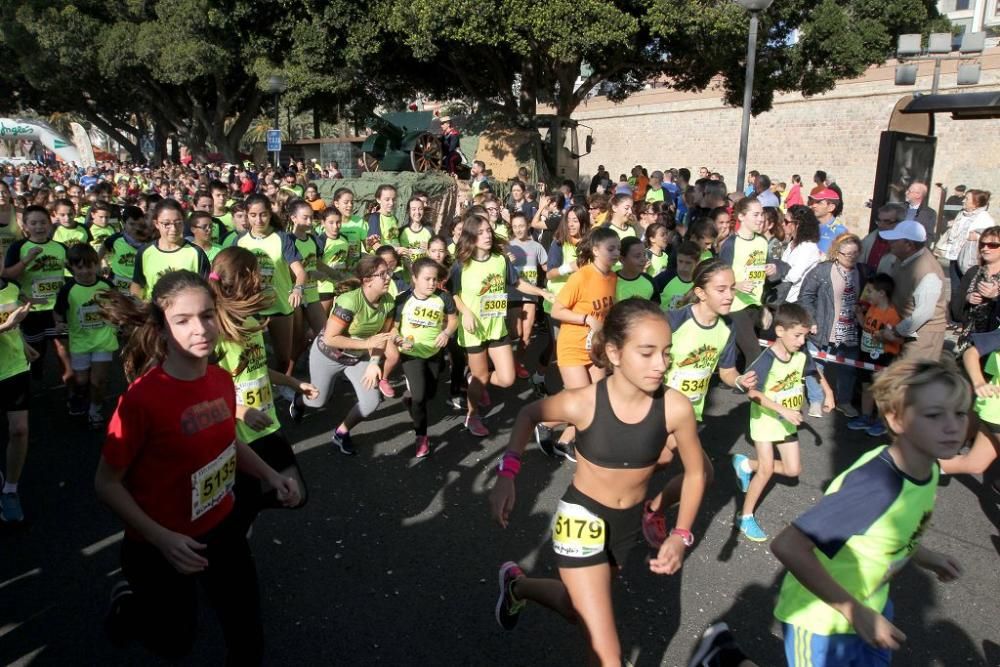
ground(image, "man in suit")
xmin=903 ymin=181 xmax=938 ymax=244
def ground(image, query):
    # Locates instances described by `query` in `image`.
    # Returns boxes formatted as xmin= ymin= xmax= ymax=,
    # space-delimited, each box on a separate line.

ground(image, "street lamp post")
xmin=265 ymin=74 xmax=287 ymax=168
xmin=734 ymin=0 xmax=773 ymax=194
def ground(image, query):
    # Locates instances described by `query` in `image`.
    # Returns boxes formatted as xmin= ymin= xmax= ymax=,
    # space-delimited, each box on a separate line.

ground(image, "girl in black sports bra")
xmin=489 ymin=299 xmax=709 ymax=666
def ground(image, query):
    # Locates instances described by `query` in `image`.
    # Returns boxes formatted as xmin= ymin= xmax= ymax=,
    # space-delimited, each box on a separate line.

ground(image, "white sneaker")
xmin=808 ymin=402 xmax=823 ymax=418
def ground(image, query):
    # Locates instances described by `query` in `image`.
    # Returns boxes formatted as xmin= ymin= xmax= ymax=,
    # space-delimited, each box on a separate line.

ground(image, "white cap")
xmin=879 ymin=220 xmax=926 ymax=243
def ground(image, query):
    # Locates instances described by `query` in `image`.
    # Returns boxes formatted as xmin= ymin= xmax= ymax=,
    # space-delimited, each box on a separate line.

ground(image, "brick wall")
xmin=573 ymin=49 xmax=1000 ymax=234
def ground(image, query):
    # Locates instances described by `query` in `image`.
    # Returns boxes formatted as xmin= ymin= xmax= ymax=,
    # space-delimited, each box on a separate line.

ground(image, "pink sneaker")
xmin=514 ymin=362 xmax=529 ymax=379
xmin=378 ymin=379 xmax=396 ymax=398
xmin=415 ymin=435 xmax=431 ymax=458
xmin=641 ymin=500 xmax=667 ymax=548
xmin=465 ymin=414 xmax=489 ymax=437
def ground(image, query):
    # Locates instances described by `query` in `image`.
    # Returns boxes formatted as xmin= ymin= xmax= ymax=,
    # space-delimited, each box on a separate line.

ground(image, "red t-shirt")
xmin=103 ymin=364 xmax=238 ymax=540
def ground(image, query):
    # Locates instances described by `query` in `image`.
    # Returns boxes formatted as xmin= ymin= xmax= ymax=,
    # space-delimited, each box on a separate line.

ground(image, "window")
xmin=955 ymin=0 xmax=970 ymax=10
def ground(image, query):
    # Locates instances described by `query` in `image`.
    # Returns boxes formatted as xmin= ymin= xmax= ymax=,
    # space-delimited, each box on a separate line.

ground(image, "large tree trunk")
xmin=80 ymin=110 xmax=144 ymax=162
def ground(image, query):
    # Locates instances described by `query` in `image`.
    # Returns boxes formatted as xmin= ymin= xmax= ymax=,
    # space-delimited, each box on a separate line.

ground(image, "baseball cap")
xmin=879 ymin=220 xmax=926 ymax=243
xmin=809 ymin=188 xmax=840 ymax=201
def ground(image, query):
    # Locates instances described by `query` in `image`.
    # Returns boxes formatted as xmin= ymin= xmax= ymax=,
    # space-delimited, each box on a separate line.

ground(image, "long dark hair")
xmin=788 ymin=205 xmax=820 ymax=244
xmin=554 ymin=205 xmax=591 ymax=245
xmin=577 ymin=226 xmax=619 ymax=266
xmin=455 ymin=214 xmax=507 ymax=265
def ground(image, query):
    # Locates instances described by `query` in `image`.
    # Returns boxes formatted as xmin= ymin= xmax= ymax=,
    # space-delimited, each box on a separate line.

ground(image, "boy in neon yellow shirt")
xmin=771 ymin=357 xmax=965 ymax=666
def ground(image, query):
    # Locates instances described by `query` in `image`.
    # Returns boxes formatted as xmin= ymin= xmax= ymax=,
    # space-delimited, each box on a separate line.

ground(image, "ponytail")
xmin=576 ymin=226 xmax=618 ymax=266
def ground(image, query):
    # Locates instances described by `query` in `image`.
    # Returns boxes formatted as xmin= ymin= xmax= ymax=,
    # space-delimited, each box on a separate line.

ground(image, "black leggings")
xmin=729 ymin=306 xmax=762 ymax=371
xmin=121 ymin=515 xmax=264 ymax=665
xmin=446 ymin=337 xmax=466 ymax=397
xmin=401 ymin=352 xmax=446 ymax=435
xmin=231 ymin=431 xmax=308 ymax=535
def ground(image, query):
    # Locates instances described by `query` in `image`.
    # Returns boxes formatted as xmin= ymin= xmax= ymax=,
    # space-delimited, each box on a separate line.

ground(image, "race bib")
xmin=746 ymin=264 xmax=767 ymax=284
xmin=31 ymin=276 xmax=63 ymax=300
xmin=479 ymin=293 xmax=507 ymax=319
xmin=670 ymin=367 xmax=712 ymax=404
xmin=78 ymin=304 xmax=104 ymax=330
xmin=259 ymin=264 xmax=275 ymax=284
xmin=190 ymin=443 xmax=237 ymax=520
xmin=112 ymin=274 xmax=132 ymax=294
xmin=775 ymin=385 xmax=804 ymax=410
xmin=861 ymin=330 xmax=884 ymax=357
xmin=552 ymin=500 xmax=606 ymax=559
xmin=520 ymin=268 xmax=537 ymax=283
xmin=236 ymin=376 xmax=273 ymax=414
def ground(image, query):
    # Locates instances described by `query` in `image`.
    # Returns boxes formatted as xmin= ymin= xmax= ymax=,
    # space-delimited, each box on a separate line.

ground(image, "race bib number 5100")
xmin=191 ymin=443 xmax=237 ymax=520
xmin=552 ymin=500 xmax=606 ymax=559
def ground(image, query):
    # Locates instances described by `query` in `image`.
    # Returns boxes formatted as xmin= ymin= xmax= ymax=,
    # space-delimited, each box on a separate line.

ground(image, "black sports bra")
xmin=575 ymin=380 xmax=668 ymax=469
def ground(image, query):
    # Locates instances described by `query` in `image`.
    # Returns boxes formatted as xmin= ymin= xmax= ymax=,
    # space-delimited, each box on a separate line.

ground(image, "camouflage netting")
xmin=314 ymin=172 xmax=460 ymax=230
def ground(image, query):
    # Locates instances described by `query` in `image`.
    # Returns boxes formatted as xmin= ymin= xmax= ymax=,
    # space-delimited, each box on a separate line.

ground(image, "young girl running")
xmin=449 ymin=214 xmax=552 ymax=437
xmin=490 ymin=299 xmax=708 ymax=666
xmin=603 ymin=193 xmax=638 ymax=242
xmin=236 ymin=194 xmax=307 ymax=381
xmin=95 ymin=270 xmax=300 ymax=664
xmin=394 ymin=257 xmax=459 ymax=458
xmin=288 ymin=199 xmax=329 ymax=367
xmin=330 ymin=188 xmax=367 ymax=270
xmin=507 ymin=212 xmax=548 ymax=379
xmin=538 ymin=207 xmax=592 ymax=396
xmin=315 ymin=207 xmax=351 ymax=315
xmin=299 ymin=255 xmax=396 ymax=455
xmin=644 ymin=222 xmax=671 ymax=277
xmin=428 ymin=235 xmax=469 ymax=410
xmin=643 ymin=260 xmax=758 ymax=547
xmin=208 ymin=248 xmax=314 ymax=530
xmin=130 ymin=199 xmax=210 ymax=301
xmin=615 ymin=236 xmax=658 ymax=303
xmin=399 ymin=197 xmax=433 ymax=263
xmin=548 ymin=226 xmax=620 ymax=457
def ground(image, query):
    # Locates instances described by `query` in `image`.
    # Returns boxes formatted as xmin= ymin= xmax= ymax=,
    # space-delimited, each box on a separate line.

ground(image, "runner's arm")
xmin=95 ymin=457 xmax=173 ymax=544
xmin=665 ymin=390 xmax=706 ymax=534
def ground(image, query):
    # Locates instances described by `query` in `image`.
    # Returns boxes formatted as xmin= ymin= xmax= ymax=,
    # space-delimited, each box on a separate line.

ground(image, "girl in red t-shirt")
xmin=94 ymin=269 xmax=299 ymax=664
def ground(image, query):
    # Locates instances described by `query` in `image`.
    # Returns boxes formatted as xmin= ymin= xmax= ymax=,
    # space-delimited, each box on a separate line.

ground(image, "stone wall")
xmin=573 ymin=49 xmax=1000 ymax=234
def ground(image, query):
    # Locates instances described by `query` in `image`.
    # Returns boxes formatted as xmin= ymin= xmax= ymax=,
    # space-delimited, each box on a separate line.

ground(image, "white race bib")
xmin=775 ymin=385 xmax=804 ymax=410
xmin=77 ymin=304 xmax=104 ymax=330
xmin=31 ymin=276 xmax=63 ymax=300
xmin=479 ymin=293 xmax=507 ymax=319
xmin=236 ymin=376 xmax=273 ymax=414
xmin=670 ymin=367 xmax=712 ymax=405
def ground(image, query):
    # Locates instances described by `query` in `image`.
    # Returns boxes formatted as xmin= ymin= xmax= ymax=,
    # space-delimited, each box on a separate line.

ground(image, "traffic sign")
xmin=266 ymin=129 xmax=282 ymax=152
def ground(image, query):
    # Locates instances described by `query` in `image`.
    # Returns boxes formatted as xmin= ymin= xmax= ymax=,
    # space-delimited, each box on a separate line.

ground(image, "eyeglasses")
xmin=190 ymin=224 xmax=212 ymax=231
xmin=979 ymin=242 xmax=1000 ymax=250
xmin=371 ymin=271 xmax=391 ymax=280
xmin=838 ymin=251 xmax=859 ymax=259
xmin=588 ymin=206 xmax=601 ymax=211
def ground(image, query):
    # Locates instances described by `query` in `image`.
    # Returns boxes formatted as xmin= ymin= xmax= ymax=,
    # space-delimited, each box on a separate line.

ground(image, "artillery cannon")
xmin=360 ymin=111 xmax=442 ymax=173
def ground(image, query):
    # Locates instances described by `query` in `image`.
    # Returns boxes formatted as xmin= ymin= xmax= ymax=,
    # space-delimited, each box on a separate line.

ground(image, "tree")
xmin=296 ymin=0 xmax=948 ymax=125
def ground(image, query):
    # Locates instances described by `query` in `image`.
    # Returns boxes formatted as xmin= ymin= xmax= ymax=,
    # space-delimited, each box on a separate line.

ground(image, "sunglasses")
xmin=979 ymin=242 xmax=1000 ymax=250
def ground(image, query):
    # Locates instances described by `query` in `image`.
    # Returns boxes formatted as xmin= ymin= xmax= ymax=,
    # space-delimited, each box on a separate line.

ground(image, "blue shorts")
xmin=783 ymin=600 xmax=893 ymax=667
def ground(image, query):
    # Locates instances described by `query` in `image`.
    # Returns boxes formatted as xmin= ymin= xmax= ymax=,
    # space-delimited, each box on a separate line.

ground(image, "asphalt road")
xmin=2 ymin=350 xmax=998 ymax=666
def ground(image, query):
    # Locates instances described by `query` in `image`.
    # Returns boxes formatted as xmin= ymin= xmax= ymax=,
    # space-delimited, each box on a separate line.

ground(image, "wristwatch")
xmin=669 ymin=528 xmax=695 ymax=547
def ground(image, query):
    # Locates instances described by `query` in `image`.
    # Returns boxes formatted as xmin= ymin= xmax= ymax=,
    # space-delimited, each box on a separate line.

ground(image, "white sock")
xmin=740 ymin=514 xmax=754 ymax=521
xmin=3 ymin=482 xmax=17 ymax=494
xmin=739 ymin=459 xmax=752 ymax=473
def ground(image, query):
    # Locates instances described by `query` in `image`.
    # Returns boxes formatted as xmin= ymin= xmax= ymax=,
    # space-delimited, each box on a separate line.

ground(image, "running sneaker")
xmin=836 ymin=403 xmax=860 ymax=418
xmin=731 ymin=454 xmax=753 ymax=493
xmin=641 ymin=500 xmax=667 ymax=549
xmin=447 ymin=395 xmax=466 ymax=411
xmin=0 ymin=492 xmax=24 ymax=522
xmin=534 ymin=424 xmax=556 ymax=457
xmin=415 ymin=435 xmax=430 ymax=458
xmin=687 ymin=622 xmax=750 ymax=667
xmin=289 ymin=393 xmax=305 ymax=423
xmin=866 ymin=421 xmax=888 ymax=438
xmin=514 ymin=362 xmax=530 ymax=379
xmin=465 ymin=414 xmax=489 ymax=437
xmin=331 ymin=430 xmax=357 ymax=456
xmin=495 ymin=561 xmax=526 ymax=630
xmin=807 ymin=402 xmax=823 ymax=418
xmin=104 ymin=580 xmax=135 ymax=647
xmin=553 ymin=440 xmax=576 ymax=463
xmin=67 ymin=395 xmax=87 ymax=417
xmin=529 ymin=373 xmax=548 ymax=398
xmin=847 ymin=415 xmax=875 ymax=431
xmin=378 ymin=378 xmax=396 ymax=399
xmin=738 ymin=515 xmax=767 ymax=542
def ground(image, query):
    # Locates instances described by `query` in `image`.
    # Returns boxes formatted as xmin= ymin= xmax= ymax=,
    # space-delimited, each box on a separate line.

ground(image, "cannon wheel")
xmin=410 ymin=132 xmax=442 ymax=172
xmin=362 ymin=151 xmax=381 ymax=172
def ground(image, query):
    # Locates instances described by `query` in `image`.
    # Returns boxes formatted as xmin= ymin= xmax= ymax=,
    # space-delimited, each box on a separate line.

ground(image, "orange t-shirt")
xmin=860 ymin=304 xmax=902 ymax=357
xmin=556 ymin=264 xmax=616 ymax=367
xmin=308 ymin=198 xmax=327 ymax=213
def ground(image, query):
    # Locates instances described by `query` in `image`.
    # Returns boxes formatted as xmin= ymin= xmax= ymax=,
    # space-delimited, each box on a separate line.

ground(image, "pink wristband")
xmin=497 ymin=452 xmax=521 ymax=478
